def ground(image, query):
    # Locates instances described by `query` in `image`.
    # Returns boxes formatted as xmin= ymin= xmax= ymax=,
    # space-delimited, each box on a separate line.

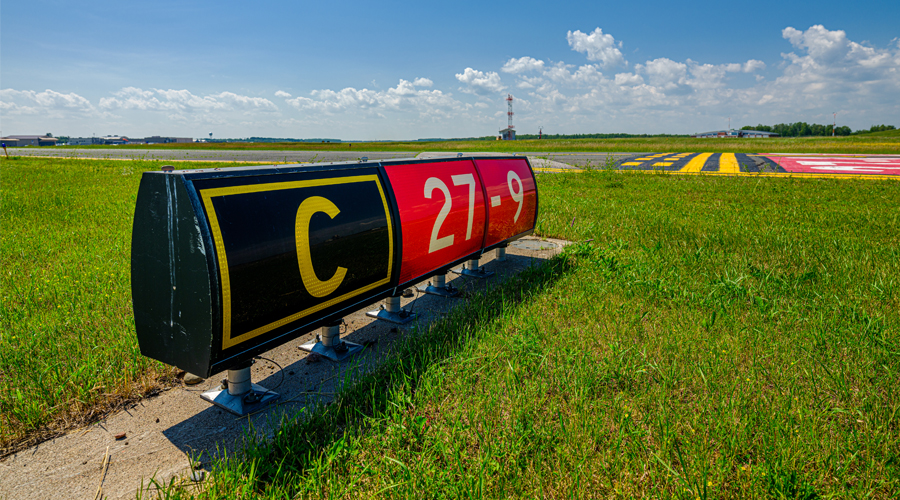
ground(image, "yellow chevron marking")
xmin=622 ymin=162 xmax=642 ymax=166
xmin=719 ymin=153 xmax=740 ymax=174
xmin=680 ymin=153 xmax=714 ymax=173
xmin=653 ymin=162 xmax=673 ymax=166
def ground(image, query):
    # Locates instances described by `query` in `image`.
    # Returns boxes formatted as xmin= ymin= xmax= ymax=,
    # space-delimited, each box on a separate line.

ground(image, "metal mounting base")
xmin=201 ymin=383 xmax=280 ymax=416
xmin=452 ymin=259 xmax=494 ymax=279
xmin=365 ymin=307 xmax=416 ymax=324
xmin=366 ymin=295 xmax=416 ymax=324
xmin=417 ymin=283 xmax=460 ymax=297
xmin=299 ymin=339 xmax=364 ymax=362
xmin=417 ymin=273 xmax=460 ymax=297
xmin=496 ymin=246 xmax=507 ymax=262
xmin=299 ymin=321 xmax=364 ymax=362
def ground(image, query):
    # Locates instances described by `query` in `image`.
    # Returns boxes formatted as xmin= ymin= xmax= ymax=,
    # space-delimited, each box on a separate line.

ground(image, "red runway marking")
xmin=765 ymin=155 xmax=900 ymax=175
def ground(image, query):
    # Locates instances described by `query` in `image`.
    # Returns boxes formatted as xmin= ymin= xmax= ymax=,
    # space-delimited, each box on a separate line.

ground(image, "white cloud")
xmin=567 ymin=28 xmax=626 ymax=68
xmin=614 ymin=72 xmax=644 ymax=86
xmin=0 ymin=88 xmax=95 ymax=115
xmin=544 ymin=62 xmax=606 ymax=87
xmin=743 ymin=59 xmax=766 ymax=72
xmin=284 ymin=79 xmax=462 ymax=117
xmin=455 ymin=67 xmax=505 ymax=95
xmin=637 ymin=58 xmax=688 ymax=90
xmin=2 ymin=25 xmax=897 ymax=139
xmin=99 ymin=88 xmax=278 ymax=113
xmin=502 ymin=57 xmax=545 ymax=74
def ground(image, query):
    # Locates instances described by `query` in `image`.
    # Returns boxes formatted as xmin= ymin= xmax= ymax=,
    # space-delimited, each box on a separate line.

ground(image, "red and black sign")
xmin=132 ymin=156 xmax=537 ymax=376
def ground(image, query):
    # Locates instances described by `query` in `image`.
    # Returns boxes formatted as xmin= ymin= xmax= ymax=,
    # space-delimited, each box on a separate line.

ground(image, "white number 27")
xmin=424 ymin=174 xmax=476 ymax=254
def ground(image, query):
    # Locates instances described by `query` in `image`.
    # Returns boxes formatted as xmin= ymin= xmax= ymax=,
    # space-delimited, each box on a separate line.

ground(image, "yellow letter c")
xmin=295 ymin=196 xmax=347 ymax=298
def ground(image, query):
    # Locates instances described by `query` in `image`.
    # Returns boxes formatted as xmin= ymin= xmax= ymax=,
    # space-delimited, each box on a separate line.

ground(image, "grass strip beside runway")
xmin=155 ymin=168 xmax=900 ymax=499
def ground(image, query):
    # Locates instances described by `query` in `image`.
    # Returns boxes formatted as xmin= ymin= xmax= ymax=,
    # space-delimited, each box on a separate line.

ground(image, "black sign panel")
xmin=194 ymin=172 xmax=393 ymax=352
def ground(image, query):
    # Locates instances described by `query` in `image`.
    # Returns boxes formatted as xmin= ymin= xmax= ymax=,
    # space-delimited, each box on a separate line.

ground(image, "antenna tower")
xmin=506 ymin=94 xmax=514 ymax=130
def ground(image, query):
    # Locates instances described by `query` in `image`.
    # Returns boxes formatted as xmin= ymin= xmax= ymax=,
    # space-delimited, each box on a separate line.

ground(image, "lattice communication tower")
xmin=506 ymin=94 xmax=514 ymax=130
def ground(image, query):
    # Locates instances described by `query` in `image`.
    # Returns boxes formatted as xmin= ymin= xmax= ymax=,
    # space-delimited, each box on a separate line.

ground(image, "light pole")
xmin=833 ymin=112 xmax=836 ymax=137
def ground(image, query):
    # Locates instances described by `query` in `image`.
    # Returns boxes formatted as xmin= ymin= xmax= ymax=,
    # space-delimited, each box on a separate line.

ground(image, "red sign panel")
xmin=385 ymin=160 xmax=486 ymax=284
xmin=475 ymin=158 xmax=538 ymax=247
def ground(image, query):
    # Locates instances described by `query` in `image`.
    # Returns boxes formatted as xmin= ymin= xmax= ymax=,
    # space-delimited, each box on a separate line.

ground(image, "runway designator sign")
xmin=131 ymin=156 xmax=537 ymax=376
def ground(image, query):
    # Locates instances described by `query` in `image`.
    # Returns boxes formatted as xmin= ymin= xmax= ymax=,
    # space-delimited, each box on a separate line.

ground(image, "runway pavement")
xmin=6 ymin=148 xmax=898 ymax=178
xmin=3 ymin=148 xmax=414 ymax=163
xmin=4 ymin=148 xmax=636 ymax=166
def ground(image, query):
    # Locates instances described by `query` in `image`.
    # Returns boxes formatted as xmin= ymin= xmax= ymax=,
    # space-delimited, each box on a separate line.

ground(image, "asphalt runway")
xmin=5 ymin=148 xmax=635 ymax=166
xmin=4 ymin=148 xmax=414 ymax=164
xmin=7 ymin=148 xmax=898 ymax=178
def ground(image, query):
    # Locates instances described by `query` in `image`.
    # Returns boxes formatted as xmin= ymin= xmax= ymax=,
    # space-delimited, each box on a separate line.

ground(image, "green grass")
xmin=2 ymin=157 xmax=898 ymax=497
xmin=0 ymin=157 xmax=239 ymax=453
xmin=55 ymin=134 xmax=900 ymax=154
xmin=151 ymin=170 xmax=899 ymax=498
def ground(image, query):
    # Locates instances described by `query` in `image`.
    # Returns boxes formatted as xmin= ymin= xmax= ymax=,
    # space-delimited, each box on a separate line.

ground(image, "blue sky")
xmin=2 ymin=0 xmax=898 ymax=140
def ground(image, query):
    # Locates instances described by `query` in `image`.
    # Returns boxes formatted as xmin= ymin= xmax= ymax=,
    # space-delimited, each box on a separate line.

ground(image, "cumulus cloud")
xmin=2 ymin=24 xmax=897 ymax=138
xmin=637 ymin=58 xmax=688 ymax=90
xmin=743 ymin=59 xmax=766 ymax=72
xmin=100 ymin=88 xmax=278 ymax=113
xmin=284 ymin=79 xmax=461 ymax=117
xmin=567 ymin=28 xmax=625 ymax=68
xmin=502 ymin=57 xmax=545 ymax=74
xmin=763 ymin=24 xmax=900 ymax=110
xmin=455 ymin=67 xmax=505 ymax=95
xmin=614 ymin=72 xmax=644 ymax=86
xmin=0 ymin=88 xmax=95 ymax=115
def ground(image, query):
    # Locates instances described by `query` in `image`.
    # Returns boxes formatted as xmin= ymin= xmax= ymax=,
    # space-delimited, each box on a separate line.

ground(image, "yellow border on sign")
xmin=200 ymin=175 xmax=393 ymax=350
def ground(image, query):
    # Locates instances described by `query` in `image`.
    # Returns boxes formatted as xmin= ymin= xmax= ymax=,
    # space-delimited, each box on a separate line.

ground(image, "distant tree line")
xmin=741 ymin=123 xmax=850 ymax=136
xmin=859 ymin=124 xmax=897 ymax=133
xmin=741 ymin=123 xmax=895 ymax=137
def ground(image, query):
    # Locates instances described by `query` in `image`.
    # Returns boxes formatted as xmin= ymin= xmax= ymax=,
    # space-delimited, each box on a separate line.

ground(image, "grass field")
xmin=0 ymin=157 xmax=234 ymax=453
xmin=55 ymin=131 xmax=900 ymax=154
xmin=2 ymin=157 xmax=899 ymax=498
xmin=151 ymin=169 xmax=895 ymax=498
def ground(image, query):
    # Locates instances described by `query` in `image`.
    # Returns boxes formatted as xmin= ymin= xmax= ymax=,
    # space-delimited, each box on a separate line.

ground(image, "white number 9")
xmin=507 ymin=170 xmax=523 ymax=222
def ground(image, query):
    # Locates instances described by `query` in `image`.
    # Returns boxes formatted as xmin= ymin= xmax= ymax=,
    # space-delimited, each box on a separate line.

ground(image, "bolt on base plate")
xmin=299 ymin=339 xmax=363 ymax=362
xmin=366 ymin=295 xmax=417 ymax=324
xmin=452 ymin=259 xmax=494 ymax=279
xmin=201 ymin=384 xmax=280 ymax=416
xmin=365 ymin=307 xmax=416 ymax=324
xmin=417 ymin=274 xmax=460 ymax=297
xmin=417 ymin=283 xmax=460 ymax=297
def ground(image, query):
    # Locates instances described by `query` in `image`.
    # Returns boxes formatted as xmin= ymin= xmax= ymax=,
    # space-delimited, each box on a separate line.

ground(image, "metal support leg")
xmin=417 ymin=272 xmax=460 ymax=297
xmin=496 ymin=245 xmax=507 ymax=262
xmin=200 ymin=360 xmax=280 ymax=416
xmin=366 ymin=294 xmax=417 ymax=324
xmin=299 ymin=319 xmax=363 ymax=362
xmin=453 ymin=258 xmax=494 ymax=279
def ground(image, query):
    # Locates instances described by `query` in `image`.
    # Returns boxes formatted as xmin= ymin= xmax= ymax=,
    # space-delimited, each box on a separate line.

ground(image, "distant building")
xmin=143 ymin=136 xmax=192 ymax=144
xmin=692 ymin=129 xmax=779 ymax=138
xmin=67 ymin=135 xmax=193 ymax=145
xmin=2 ymin=135 xmax=58 ymax=146
xmin=68 ymin=137 xmax=103 ymax=146
xmin=499 ymin=127 xmax=516 ymax=140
